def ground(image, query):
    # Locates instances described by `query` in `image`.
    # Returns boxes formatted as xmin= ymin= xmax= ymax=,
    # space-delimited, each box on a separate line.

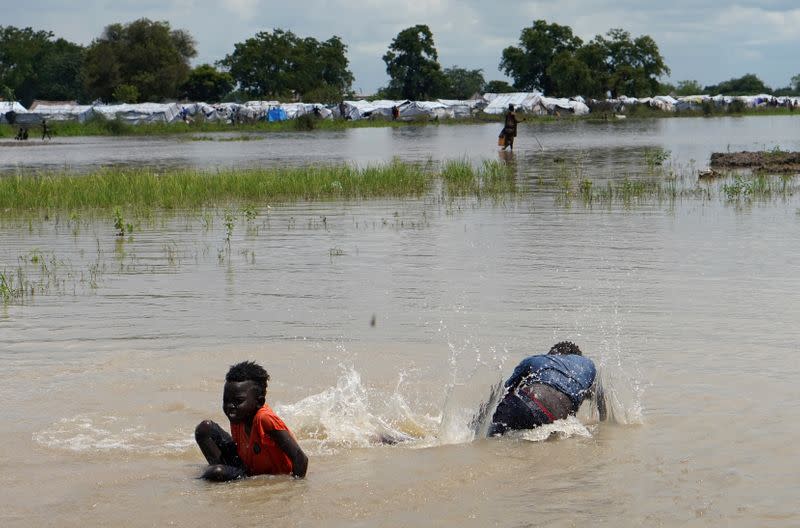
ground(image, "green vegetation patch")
xmin=0 ymin=162 xmax=431 ymax=211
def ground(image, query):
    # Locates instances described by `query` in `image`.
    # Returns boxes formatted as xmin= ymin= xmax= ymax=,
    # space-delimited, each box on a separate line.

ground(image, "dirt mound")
xmin=710 ymin=151 xmax=800 ymax=172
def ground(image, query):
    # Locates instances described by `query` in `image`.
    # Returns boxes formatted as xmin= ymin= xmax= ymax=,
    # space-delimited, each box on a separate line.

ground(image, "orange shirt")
xmin=230 ymin=404 xmax=294 ymax=476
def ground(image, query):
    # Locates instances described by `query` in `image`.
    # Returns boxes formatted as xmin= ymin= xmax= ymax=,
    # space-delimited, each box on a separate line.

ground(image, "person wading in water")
xmin=499 ymin=104 xmax=519 ymax=150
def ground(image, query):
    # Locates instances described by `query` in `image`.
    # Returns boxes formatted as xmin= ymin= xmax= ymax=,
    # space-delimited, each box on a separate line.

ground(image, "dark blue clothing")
xmin=504 ymin=354 xmax=597 ymax=412
xmin=489 ymin=353 xmax=599 ymax=435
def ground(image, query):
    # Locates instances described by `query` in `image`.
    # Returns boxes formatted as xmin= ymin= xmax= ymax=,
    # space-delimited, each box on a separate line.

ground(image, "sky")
xmin=4 ymin=0 xmax=800 ymax=94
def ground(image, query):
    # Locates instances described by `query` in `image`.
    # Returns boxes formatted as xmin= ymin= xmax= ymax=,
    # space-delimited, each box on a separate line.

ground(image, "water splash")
xmin=277 ymin=367 xmax=439 ymax=453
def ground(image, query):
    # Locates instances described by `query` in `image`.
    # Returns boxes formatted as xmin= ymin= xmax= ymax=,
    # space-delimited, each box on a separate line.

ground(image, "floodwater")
xmin=2 ymin=117 xmax=800 ymax=527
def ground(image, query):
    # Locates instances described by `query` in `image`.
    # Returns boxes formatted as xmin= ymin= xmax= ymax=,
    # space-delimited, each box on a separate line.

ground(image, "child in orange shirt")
xmin=195 ymin=361 xmax=308 ymax=481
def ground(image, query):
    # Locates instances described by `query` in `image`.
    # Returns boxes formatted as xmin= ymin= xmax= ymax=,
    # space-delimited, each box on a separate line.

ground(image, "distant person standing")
xmin=41 ymin=118 xmax=52 ymax=140
xmin=391 ymin=105 xmax=400 ymax=120
xmin=500 ymin=104 xmax=518 ymax=150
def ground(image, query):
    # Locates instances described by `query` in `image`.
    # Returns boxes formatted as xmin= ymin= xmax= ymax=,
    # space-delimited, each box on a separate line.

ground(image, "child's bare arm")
xmin=269 ymin=430 xmax=308 ymax=478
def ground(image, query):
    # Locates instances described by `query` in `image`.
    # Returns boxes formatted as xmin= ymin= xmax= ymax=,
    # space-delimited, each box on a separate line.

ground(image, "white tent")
xmin=278 ymin=102 xmax=332 ymax=119
xmin=401 ymin=100 xmax=449 ymax=120
xmin=649 ymin=95 xmax=677 ymax=112
xmin=340 ymin=100 xmax=407 ymax=120
xmin=437 ymin=99 xmax=481 ymax=118
xmin=28 ymin=101 xmax=94 ymax=123
xmin=0 ymin=101 xmax=28 ymax=123
xmin=92 ymin=103 xmax=181 ymax=124
xmin=482 ymin=92 xmax=543 ymax=114
xmin=178 ymin=102 xmax=222 ymax=122
xmin=540 ymin=96 xmax=590 ymax=115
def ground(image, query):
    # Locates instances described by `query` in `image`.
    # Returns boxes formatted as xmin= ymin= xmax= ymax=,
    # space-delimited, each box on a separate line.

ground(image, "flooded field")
xmin=2 ymin=116 xmax=800 ymax=527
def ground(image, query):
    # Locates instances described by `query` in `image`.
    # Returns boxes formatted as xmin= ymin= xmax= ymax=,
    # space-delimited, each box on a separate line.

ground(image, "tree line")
xmin=1 ymin=18 xmax=798 ymax=108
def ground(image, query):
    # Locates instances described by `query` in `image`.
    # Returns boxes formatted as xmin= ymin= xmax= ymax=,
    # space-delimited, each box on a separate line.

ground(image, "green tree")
xmin=499 ymin=20 xmax=583 ymax=93
xmin=704 ymin=74 xmax=771 ymax=95
xmin=181 ymin=64 xmax=233 ymax=102
xmin=382 ymin=25 xmax=447 ymax=99
xmin=442 ymin=66 xmax=485 ymax=99
xmin=0 ymin=26 xmax=85 ymax=106
xmin=83 ymin=18 xmax=196 ymax=102
xmin=593 ymin=29 xmax=670 ymax=97
xmin=483 ymin=80 xmax=515 ymax=93
xmin=674 ymin=80 xmax=703 ymax=96
xmin=546 ymin=51 xmax=601 ymax=97
xmin=220 ymin=29 xmax=353 ymax=100
xmin=658 ymin=81 xmax=677 ymax=95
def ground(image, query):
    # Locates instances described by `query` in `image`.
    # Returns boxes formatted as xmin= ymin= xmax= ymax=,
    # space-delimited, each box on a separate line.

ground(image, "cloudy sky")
xmin=5 ymin=0 xmax=799 ymax=94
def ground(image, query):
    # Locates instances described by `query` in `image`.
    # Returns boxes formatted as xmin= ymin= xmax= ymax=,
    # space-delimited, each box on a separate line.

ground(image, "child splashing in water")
xmin=488 ymin=341 xmax=607 ymax=436
xmin=195 ymin=361 xmax=308 ymax=481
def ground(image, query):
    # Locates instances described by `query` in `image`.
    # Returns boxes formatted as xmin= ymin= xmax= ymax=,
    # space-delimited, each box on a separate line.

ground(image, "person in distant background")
xmin=391 ymin=105 xmax=400 ymax=120
xmin=500 ymin=104 xmax=519 ymax=151
xmin=195 ymin=361 xmax=308 ymax=481
xmin=489 ymin=341 xmax=606 ymax=436
xmin=41 ymin=118 xmax=52 ymax=140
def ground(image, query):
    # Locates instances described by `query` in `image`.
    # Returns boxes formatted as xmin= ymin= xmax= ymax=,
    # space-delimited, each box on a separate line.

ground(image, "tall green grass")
xmin=0 ymin=160 xmax=524 ymax=211
xmin=441 ymin=159 xmax=517 ymax=197
xmin=0 ymin=162 xmax=430 ymax=210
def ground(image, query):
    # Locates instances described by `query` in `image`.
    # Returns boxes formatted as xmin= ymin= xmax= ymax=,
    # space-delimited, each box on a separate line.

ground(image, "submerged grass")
xmin=1 ymin=157 xmax=798 ymax=216
xmin=0 ymin=159 xmax=523 ymax=212
xmin=441 ymin=159 xmax=518 ymax=197
xmin=0 ymin=161 xmax=430 ymax=210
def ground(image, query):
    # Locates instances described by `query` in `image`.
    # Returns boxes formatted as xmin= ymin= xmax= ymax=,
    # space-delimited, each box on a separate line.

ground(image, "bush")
xmin=294 ymin=113 xmax=318 ymax=131
xmin=727 ymin=99 xmax=746 ymax=114
xmin=112 ymin=84 xmax=140 ymax=103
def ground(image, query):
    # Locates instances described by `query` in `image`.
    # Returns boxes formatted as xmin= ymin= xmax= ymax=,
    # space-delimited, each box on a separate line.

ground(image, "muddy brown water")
xmin=2 ymin=116 xmax=800 ymax=527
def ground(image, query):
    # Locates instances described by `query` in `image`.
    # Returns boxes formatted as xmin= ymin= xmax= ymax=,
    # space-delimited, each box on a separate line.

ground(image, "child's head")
xmin=548 ymin=341 xmax=582 ymax=356
xmin=226 ymin=361 xmax=270 ymax=396
xmin=222 ymin=361 xmax=271 ymax=423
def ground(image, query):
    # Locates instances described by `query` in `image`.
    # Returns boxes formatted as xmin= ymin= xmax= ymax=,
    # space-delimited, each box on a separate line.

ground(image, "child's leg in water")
xmin=194 ymin=420 xmax=247 ymax=481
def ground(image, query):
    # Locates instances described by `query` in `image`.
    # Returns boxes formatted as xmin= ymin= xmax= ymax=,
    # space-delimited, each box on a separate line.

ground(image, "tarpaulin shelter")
xmin=267 ymin=107 xmax=288 ymax=122
xmin=178 ymin=102 xmax=221 ymax=122
xmin=28 ymin=101 xmax=94 ymax=123
xmin=0 ymin=101 xmax=28 ymax=124
xmin=339 ymin=100 xmax=408 ymax=120
xmin=400 ymin=100 xmax=448 ymax=120
xmin=540 ymin=96 xmax=590 ymax=115
xmin=437 ymin=99 xmax=481 ymax=118
xmin=92 ymin=103 xmax=181 ymax=124
xmin=483 ymin=92 xmax=544 ymax=114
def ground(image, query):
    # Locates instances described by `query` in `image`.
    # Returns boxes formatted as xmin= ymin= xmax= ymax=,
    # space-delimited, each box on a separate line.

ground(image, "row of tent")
xmin=3 ymin=92 xmax=800 ymax=126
